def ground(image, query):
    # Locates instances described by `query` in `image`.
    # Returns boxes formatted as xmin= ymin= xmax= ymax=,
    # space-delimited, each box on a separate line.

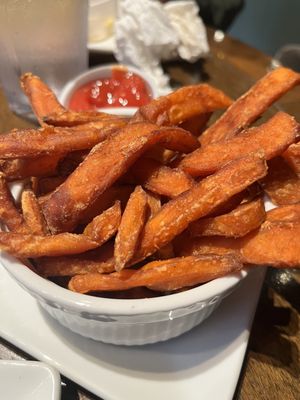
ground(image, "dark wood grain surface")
xmin=0 ymin=28 xmax=299 ymax=400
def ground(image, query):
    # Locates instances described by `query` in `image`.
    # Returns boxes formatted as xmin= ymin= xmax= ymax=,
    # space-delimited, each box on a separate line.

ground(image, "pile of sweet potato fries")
xmin=0 ymin=67 xmax=300 ymax=297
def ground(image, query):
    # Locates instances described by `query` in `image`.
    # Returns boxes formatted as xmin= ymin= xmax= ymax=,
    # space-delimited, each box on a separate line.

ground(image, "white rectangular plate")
xmin=0 ymin=267 xmax=265 ymax=400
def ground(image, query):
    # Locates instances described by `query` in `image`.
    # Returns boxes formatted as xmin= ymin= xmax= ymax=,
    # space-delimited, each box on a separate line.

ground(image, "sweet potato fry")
xmin=68 ymin=254 xmax=242 ymax=294
xmin=283 ymin=142 xmax=300 ymax=175
xmin=260 ymin=157 xmax=300 ymax=205
xmin=206 ymin=183 xmax=262 ymax=218
xmin=114 ymin=186 xmax=148 ymax=271
xmin=241 ymin=221 xmax=300 ymax=267
xmin=200 ymin=67 xmax=300 ymax=146
xmin=0 ymin=173 xmax=25 ymax=232
xmin=42 ymin=123 xmax=199 ymax=233
xmin=83 ymin=201 xmax=121 ymax=244
xmin=21 ymin=73 xmax=124 ymax=127
xmin=174 ymin=234 xmax=241 ymax=258
xmin=0 ymin=125 xmax=119 ymax=159
xmin=189 ymin=197 xmax=266 ymax=238
xmin=180 ymin=112 xmax=298 ymax=177
xmin=0 ymin=231 xmax=101 ymax=258
xmin=144 ymin=254 xmax=242 ymax=292
xmin=0 ymin=155 xmax=62 ymax=180
xmin=127 ymin=158 xmax=194 ymax=197
xmin=266 ymin=203 xmax=300 ymax=223
xmin=145 ymin=191 xmax=161 ymax=218
xmin=43 ymin=110 xmax=125 ymax=127
xmin=132 ymin=84 xmax=232 ymax=126
xmin=133 ymin=154 xmax=267 ymax=262
xmin=20 ymin=73 xmax=65 ymax=125
xmin=35 ymin=242 xmax=115 ymax=277
xmin=21 ymin=189 xmax=48 ymax=235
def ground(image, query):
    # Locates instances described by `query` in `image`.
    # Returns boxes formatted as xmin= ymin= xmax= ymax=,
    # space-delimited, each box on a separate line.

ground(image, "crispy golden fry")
xmin=145 ymin=254 xmax=242 ymax=292
xmin=189 ymin=198 xmax=266 ymax=238
xmin=59 ymin=119 xmax=128 ymax=132
xmin=0 ymin=231 xmax=101 ymax=258
xmin=21 ymin=189 xmax=48 ymax=235
xmin=266 ymin=203 xmax=300 ymax=223
xmin=68 ymin=254 xmax=242 ymax=294
xmin=20 ymin=73 xmax=65 ymax=125
xmin=283 ymin=142 xmax=300 ymax=175
xmin=260 ymin=157 xmax=300 ymax=205
xmin=145 ymin=191 xmax=161 ymax=218
xmin=30 ymin=177 xmax=39 ymax=194
xmin=180 ymin=112 xmax=298 ymax=177
xmin=206 ymin=183 xmax=262 ymax=218
xmin=21 ymin=73 xmax=124 ymax=127
xmin=241 ymin=221 xmax=300 ymax=267
xmin=133 ymin=154 xmax=267 ymax=262
xmin=132 ymin=84 xmax=232 ymax=126
xmin=127 ymin=158 xmax=194 ymax=197
xmin=43 ymin=110 xmax=125 ymax=127
xmin=84 ymin=201 xmax=121 ymax=244
xmin=114 ymin=186 xmax=148 ymax=271
xmin=0 ymin=125 xmax=119 ymax=159
xmin=35 ymin=243 xmax=115 ymax=277
xmin=174 ymin=234 xmax=241 ymax=258
xmin=42 ymin=123 xmax=199 ymax=233
xmin=0 ymin=155 xmax=62 ymax=181
xmin=200 ymin=67 xmax=300 ymax=146
xmin=0 ymin=173 xmax=25 ymax=232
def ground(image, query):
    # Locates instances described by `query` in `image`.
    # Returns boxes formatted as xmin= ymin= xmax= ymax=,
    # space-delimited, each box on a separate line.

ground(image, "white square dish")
xmin=0 ymin=360 xmax=61 ymax=400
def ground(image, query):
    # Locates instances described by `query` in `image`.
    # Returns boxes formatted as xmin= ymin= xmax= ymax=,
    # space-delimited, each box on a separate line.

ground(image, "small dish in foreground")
xmin=0 ymin=360 xmax=61 ymax=400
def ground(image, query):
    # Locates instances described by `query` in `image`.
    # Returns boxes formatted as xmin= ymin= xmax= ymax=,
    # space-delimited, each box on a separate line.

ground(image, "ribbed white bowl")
xmin=0 ymin=252 xmax=246 ymax=345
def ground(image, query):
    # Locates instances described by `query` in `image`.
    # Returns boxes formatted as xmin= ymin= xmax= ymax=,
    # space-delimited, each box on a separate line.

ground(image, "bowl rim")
xmin=0 ymin=252 xmax=247 ymax=316
xmin=59 ymin=63 xmax=159 ymax=111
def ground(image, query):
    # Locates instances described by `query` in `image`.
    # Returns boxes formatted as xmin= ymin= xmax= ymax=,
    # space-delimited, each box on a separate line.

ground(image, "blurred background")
xmin=195 ymin=0 xmax=300 ymax=56
xmin=228 ymin=0 xmax=300 ymax=56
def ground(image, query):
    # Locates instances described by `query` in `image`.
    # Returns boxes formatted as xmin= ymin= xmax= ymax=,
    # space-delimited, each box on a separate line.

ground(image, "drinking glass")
xmin=0 ymin=0 xmax=88 ymax=119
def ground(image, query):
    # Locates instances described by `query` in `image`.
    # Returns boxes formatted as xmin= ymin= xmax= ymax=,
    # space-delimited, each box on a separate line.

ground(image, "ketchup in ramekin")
xmin=68 ymin=67 xmax=152 ymax=111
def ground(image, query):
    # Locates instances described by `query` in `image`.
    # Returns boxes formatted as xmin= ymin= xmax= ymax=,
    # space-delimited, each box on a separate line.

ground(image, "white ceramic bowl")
xmin=59 ymin=64 xmax=159 ymax=117
xmin=0 ymin=252 xmax=246 ymax=345
xmin=0 ymin=360 xmax=61 ymax=400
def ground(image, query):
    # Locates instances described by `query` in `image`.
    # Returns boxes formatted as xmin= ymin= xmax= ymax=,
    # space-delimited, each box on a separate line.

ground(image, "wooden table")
xmin=0 ymin=28 xmax=299 ymax=400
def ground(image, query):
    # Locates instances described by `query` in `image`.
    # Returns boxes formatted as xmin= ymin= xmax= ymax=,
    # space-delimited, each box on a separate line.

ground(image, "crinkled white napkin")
xmin=115 ymin=0 xmax=209 ymax=95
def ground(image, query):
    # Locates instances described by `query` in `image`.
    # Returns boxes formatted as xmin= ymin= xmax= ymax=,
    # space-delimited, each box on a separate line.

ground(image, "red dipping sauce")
xmin=68 ymin=67 xmax=152 ymax=111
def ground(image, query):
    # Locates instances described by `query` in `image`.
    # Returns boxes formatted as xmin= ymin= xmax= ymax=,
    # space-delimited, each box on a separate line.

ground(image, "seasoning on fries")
xmin=0 ymin=67 xmax=300 ymax=298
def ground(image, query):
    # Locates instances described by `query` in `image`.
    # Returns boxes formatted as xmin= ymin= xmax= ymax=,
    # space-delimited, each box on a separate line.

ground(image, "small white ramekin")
xmin=1 ymin=252 xmax=246 ymax=345
xmin=59 ymin=64 xmax=159 ymax=117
